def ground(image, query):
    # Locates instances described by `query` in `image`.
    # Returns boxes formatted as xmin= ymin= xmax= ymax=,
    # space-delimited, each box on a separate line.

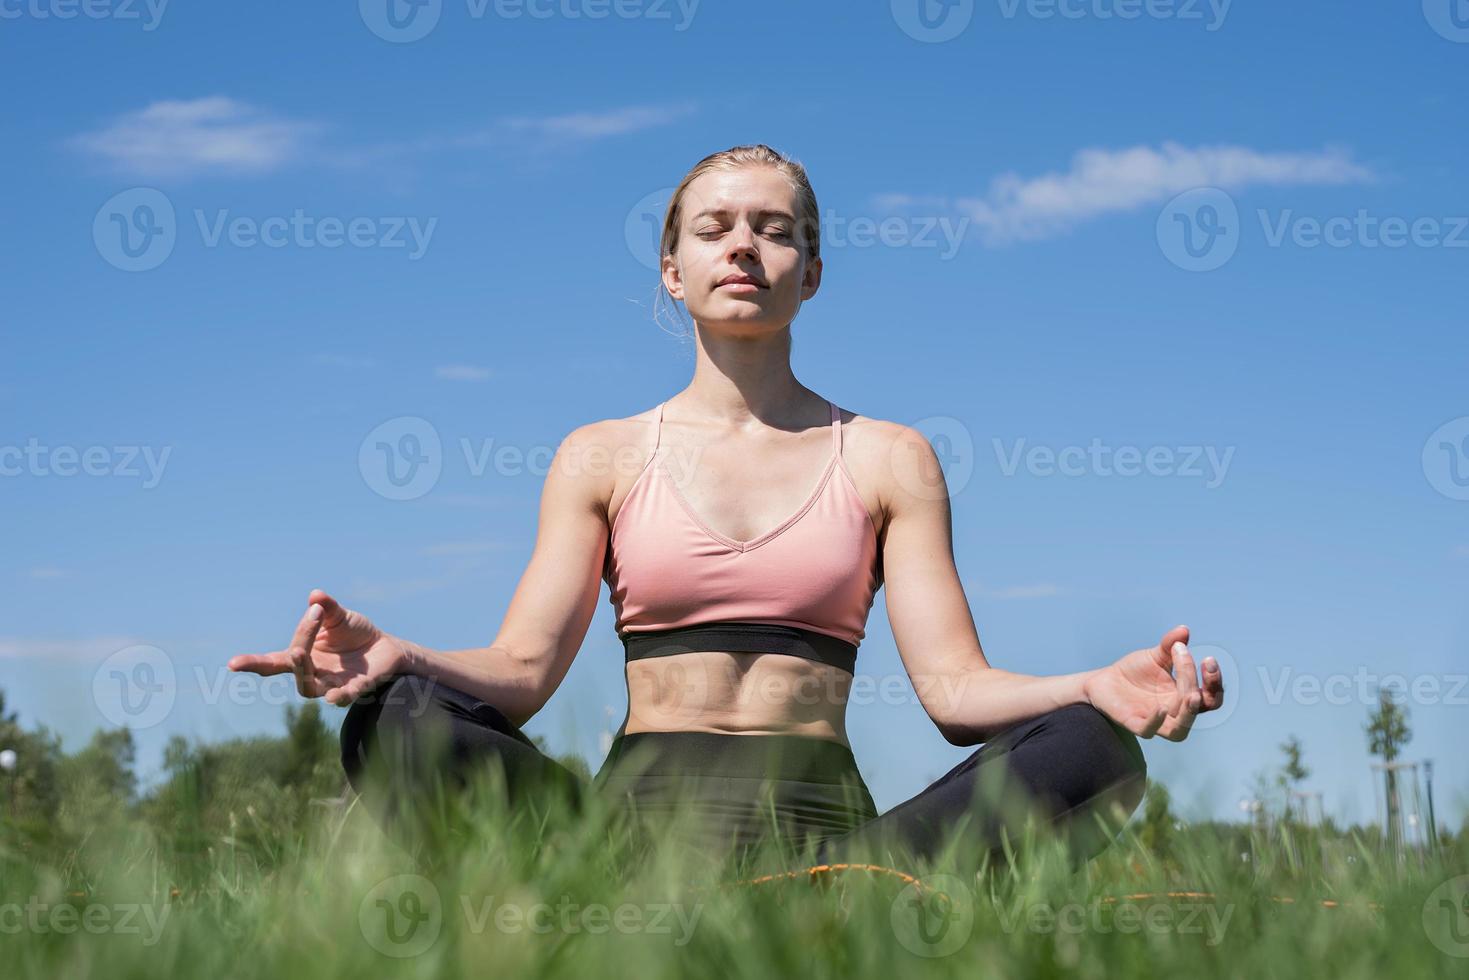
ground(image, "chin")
xmin=693 ymin=309 xmax=788 ymax=334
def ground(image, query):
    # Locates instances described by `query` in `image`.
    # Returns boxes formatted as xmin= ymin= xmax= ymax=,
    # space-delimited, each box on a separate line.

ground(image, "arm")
xmin=392 ymin=422 xmax=613 ymax=728
xmin=227 ymin=422 xmax=616 ymax=726
xmin=879 ymin=426 xmax=1223 ymax=747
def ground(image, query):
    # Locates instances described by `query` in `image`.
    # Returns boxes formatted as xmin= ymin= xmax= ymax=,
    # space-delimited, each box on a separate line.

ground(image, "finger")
xmin=1172 ymin=642 xmax=1202 ymax=706
xmin=290 ymin=603 xmax=326 ymax=698
xmin=325 ymin=676 xmax=371 ymax=707
xmin=1151 ymin=624 xmax=1191 ymax=671
xmin=1200 ymin=655 xmax=1225 ymax=712
xmin=1136 ymin=703 xmax=1168 ymax=739
xmin=1163 ymin=696 xmax=1198 ymax=743
xmin=308 ymin=588 xmax=348 ymax=628
xmin=227 ymin=651 xmax=293 ymax=675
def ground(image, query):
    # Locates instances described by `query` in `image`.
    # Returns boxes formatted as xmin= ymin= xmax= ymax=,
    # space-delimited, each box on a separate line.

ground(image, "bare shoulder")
xmin=834 ymin=407 xmax=948 ymax=513
xmin=549 ymin=405 xmax=663 ymax=518
xmin=571 ymin=405 xmax=661 ymax=463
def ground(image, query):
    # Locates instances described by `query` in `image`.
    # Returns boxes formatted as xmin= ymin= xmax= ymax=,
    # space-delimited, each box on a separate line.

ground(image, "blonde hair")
xmin=652 ymin=144 xmax=821 ymax=341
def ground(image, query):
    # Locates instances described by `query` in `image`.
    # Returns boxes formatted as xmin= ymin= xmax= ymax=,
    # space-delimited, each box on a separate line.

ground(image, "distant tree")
xmin=1364 ymin=686 xmax=1411 ymax=848
xmin=1243 ymin=767 xmax=1277 ymax=832
xmin=0 ymin=689 xmax=64 ymax=829
xmin=56 ymin=727 xmax=139 ymax=837
xmin=284 ymin=701 xmax=335 ymax=790
xmin=1277 ymin=735 xmax=1310 ymax=824
xmin=529 ymin=734 xmax=592 ymax=782
xmin=1137 ymin=781 xmax=1176 ymax=857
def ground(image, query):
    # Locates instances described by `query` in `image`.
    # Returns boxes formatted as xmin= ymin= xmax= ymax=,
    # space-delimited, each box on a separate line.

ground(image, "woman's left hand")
xmin=1081 ymin=626 xmax=1225 ymax=740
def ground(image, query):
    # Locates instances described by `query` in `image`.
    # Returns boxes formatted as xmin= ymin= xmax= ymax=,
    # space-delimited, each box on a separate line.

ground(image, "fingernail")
xmin=1204 ymin=657 xmax=1218 ymax=670
xmin=1172 ymin=642 xmax=1187 ymax=655
xmin=308 ymin=603 xmax=323 ymax=621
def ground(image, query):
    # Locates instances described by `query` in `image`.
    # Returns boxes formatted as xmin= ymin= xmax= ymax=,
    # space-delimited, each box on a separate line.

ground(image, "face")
xmin=661 ymin=166 xmax=821 ymax=333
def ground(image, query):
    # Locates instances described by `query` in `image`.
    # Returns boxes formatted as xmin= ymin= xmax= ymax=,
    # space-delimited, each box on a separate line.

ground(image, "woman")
xmin=227 ymin=144 xmax=1224 ymax=876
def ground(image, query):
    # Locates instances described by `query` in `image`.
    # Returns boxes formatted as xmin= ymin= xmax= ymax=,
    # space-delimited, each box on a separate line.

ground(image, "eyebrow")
xmin=688 ymin=207 xmax=797 ymax=223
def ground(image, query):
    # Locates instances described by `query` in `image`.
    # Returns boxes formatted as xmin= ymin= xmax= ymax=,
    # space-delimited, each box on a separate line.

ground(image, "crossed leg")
xmin=340 ymin=678 xmax=1147 ymax=877
xmin=812 ymin=703 xmax=1148 ymax=873
xmin=339 ymin=673 xmax=586 ymax=859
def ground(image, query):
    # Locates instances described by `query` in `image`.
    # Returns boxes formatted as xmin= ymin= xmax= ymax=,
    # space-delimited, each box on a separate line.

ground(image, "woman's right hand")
xmin=228 ymin=588 xmax=412 ymax=706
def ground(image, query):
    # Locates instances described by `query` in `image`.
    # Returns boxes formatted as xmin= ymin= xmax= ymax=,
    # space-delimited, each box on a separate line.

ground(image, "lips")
xmin=716 ymin=273 xmax=765 ymax=287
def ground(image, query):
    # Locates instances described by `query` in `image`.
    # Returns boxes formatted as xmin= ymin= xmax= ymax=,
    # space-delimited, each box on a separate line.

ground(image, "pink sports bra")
xmin=603 ymin=399 xmax=882 ymax=673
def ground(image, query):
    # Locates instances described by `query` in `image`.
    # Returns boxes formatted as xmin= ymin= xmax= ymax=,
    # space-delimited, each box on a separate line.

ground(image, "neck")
xmin=679 ymin=321 xmax=821 ymax=428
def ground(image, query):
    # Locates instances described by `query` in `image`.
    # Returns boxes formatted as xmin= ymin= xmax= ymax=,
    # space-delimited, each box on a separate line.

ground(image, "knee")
xmin=339 ymin=674 xmax=458 ymax=782
xmin=1042 ymin=703 xmax=1148 ymax=817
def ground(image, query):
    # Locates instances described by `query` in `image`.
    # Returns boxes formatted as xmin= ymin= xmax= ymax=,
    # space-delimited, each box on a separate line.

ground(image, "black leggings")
xmin=339 ymin=674 xmax=1148 ymax=874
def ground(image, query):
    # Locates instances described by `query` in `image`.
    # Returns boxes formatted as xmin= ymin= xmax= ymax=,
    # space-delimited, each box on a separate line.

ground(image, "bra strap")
xmin=651 ymin=401 xmax=664 ymax=457
xmin=829 ymin=400 xmax=841 ymax=455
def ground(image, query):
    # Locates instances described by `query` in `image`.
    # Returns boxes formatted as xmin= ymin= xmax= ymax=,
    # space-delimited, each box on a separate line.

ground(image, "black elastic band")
xmin=620 ymin=621 xmax=857 ymax=674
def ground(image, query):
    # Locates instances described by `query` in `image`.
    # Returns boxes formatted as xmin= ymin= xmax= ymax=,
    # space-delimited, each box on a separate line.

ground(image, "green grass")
xmin=2 ymin=765 xmax=1466 ymax=979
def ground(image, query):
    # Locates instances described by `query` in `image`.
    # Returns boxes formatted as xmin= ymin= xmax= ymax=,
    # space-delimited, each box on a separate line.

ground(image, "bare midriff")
xmin=607 ymin=402 xmax=880 ymax=748
xmin=622 ymin=651 xmax=853 ymax=746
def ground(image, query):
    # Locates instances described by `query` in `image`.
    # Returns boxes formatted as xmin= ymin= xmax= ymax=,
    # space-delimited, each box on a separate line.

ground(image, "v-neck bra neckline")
xmin=650 ymin=399 xmax=843 ymax=554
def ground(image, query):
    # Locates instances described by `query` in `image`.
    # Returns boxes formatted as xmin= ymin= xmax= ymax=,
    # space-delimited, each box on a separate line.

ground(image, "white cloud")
xmin=452 ymin=102 xmax=698 ymax=152
xmin=879 ymin=142 xmax=1374 ymax=244
xmin=71 ymin=96 xmax=318 ymax=178
xmin=435 ymin=364 xmax=491 ymax=382
xmin=70 ymin=98 xmax=696 ymax=178
xmin=498 ymin=102 xmax=697 ymax=141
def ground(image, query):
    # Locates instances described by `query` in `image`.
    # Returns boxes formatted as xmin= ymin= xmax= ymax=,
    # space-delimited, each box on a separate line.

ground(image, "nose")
xmin=726 ymin=222 xmax=757 ymax=262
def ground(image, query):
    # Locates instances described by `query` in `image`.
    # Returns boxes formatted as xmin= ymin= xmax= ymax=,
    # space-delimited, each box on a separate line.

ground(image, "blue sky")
xmin=2 ymin=2 xmax=1466 ymax=833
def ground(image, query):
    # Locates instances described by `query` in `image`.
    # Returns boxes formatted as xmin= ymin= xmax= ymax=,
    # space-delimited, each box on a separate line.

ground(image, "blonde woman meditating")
xmin=228 ymin=144 xmax=1224 ymax=873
